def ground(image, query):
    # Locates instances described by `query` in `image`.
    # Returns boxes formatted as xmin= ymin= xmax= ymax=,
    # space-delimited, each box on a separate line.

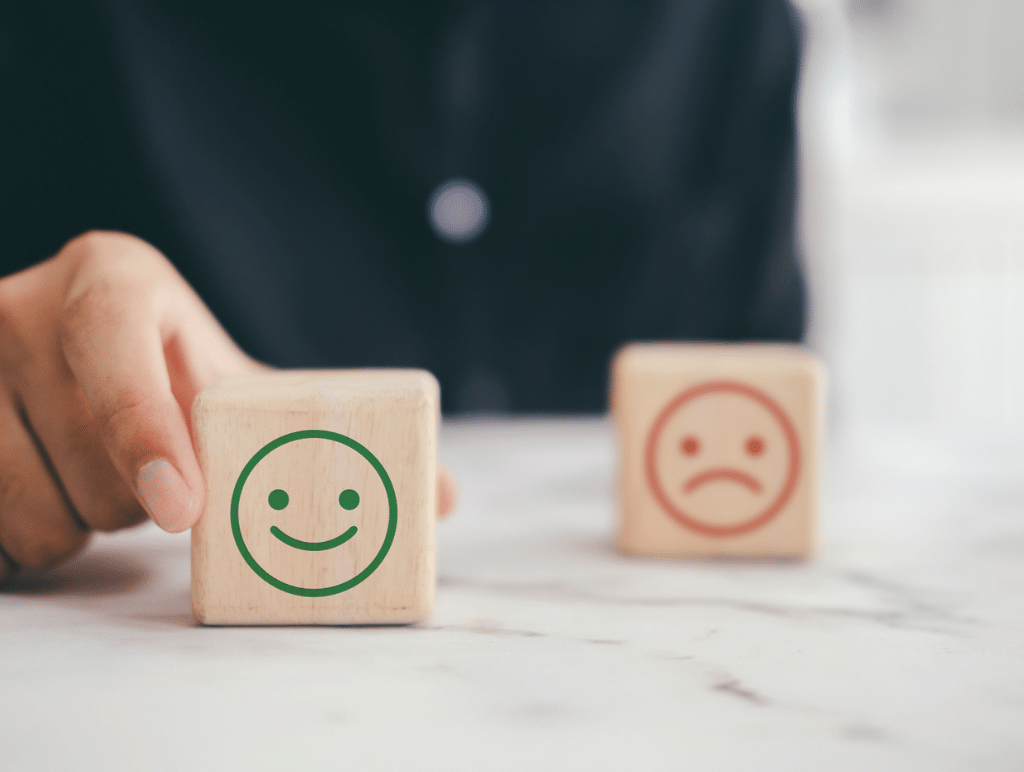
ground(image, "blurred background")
xmin=5 ymin=1 xmax=1024 ymax=449
xmin=795 ymin=0 xmax=1024 ymax=468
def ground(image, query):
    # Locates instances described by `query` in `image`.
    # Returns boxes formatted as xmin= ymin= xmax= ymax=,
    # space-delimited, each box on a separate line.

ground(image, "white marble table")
xmin=1 ymin=418 xmax=1022 ymax=771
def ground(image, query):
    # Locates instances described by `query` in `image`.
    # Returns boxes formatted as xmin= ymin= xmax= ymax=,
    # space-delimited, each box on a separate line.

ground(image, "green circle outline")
xmin=231 ymin=430 xmax=397 ymax=597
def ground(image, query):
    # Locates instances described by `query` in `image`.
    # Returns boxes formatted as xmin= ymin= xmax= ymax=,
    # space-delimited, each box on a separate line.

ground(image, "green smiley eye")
xmin=268 ymin=489 xmax=289 ymax=510
xmin=338 ymin=489 xmax=360 ymax=510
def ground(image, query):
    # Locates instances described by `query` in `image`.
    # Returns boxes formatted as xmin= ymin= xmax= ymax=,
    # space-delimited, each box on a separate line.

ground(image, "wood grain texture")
xmin=191 ymin=370 xmax=438 ymax=624
xmin=612 ymin=344 xmax=825 ymax=558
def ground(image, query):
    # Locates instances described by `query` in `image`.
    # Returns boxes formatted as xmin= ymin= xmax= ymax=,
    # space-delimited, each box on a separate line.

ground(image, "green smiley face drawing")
xmin=231 ymin=430 xmax=397 ymax=597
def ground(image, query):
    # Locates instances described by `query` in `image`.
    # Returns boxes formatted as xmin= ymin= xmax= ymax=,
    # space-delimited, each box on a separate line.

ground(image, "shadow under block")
xmin=612 ymin=344 xmax=825 ymax=558
xmin=191 ymin=370 xmax=438 ymax=625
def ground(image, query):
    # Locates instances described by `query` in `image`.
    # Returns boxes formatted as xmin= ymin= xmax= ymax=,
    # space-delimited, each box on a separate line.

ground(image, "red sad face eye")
xmin=680 ymin=436 xmax=700 ymax=456
xmin=746 ymin=436 xmax=764 ymax=456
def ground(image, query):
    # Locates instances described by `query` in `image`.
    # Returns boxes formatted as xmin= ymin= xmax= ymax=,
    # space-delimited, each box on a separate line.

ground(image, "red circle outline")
xmin=644 ymin=381 xmax=800 ymax=538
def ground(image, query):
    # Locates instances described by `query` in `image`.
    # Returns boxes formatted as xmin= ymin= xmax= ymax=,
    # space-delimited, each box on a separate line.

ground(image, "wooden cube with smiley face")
xmin=611 ymin=344 xmax=825 ymax=558
xmin=190 ymin=370 xmax=438 ymax=625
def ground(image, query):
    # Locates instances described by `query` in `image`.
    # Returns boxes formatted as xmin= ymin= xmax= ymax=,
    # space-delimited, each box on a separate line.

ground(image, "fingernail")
xmin=136 ymin=458 xmax=194 ymax=533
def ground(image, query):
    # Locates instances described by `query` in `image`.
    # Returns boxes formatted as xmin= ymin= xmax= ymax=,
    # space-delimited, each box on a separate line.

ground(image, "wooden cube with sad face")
xmin=190 ymin=370 xmax=438 ymax=624
xmin=612 ymin=344 xmax=825 ymax=558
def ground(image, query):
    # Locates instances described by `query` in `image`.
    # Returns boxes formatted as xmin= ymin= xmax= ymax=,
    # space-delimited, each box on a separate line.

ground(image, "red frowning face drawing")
xmin=644 ymin=381 xmax=800 ymax=537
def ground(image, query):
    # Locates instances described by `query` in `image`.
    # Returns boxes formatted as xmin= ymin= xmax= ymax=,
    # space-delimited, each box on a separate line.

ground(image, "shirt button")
xmin=428 ymin=178 xmax=489 ymax=243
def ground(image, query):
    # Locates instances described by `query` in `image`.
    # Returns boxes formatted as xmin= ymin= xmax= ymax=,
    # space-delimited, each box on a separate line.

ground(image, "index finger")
xmin=58 ymin=237 xmax=204 ymax=532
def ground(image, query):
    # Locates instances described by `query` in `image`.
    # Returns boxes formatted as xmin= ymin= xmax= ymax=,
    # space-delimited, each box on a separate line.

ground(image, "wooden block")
xmin=191 ymin=369 xmax=438 ymax=625
xmin=612 ymin=343 xmax=824 ymax=558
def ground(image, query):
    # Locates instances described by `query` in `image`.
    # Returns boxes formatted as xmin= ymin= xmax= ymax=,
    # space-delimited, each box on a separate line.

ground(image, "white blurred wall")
xmin=844 ymin=0 xmax=1024 ymax=128
xmin=795 ymin=0 xmax=1024 ymax=458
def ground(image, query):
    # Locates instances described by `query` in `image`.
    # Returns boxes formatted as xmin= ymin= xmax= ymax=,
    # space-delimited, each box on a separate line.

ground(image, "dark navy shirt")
xmin=1 ymin=0 xmax=805 ymax=412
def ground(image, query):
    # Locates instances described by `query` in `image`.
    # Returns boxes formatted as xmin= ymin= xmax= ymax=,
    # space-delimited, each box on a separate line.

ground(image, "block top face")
xmin=614 ymin=342 xmax=817 ymax=374
xmin=193 ymin=369 xmax=439 ymax=413
xmin=611 ymin=343 xmax=822 ymax=415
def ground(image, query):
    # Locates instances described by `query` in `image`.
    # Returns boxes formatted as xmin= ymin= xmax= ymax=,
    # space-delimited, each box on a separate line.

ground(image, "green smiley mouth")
xmin=270 ymin=525 xmax=358 ymax=551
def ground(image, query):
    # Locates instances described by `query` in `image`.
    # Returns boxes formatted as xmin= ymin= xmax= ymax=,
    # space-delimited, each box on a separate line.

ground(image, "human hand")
xmin=0 ymin=232 xmax=457 ymax=582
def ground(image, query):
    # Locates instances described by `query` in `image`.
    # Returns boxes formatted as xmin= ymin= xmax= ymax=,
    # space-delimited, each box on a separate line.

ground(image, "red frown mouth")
xmin=683 ymin=468 xmax=762 ymax=494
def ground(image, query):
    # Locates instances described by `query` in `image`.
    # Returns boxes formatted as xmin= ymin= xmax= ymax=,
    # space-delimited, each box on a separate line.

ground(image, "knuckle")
xmin=62 ymin=230 xmax=111 ymax=263
xmin=57 ymin=233 xmax=170 ymax=367
xmin=58 ymin=277 xmax=121 ymax=353
xmin=63 ymin=230 xmax=168 ymax=280
xmin=13 ymin=530 xmax=88 ymax=570
xmin=0 ymin=473 xmax=87 ymax=569
xmin=10 ymin=530 xmax=87 ymax=570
